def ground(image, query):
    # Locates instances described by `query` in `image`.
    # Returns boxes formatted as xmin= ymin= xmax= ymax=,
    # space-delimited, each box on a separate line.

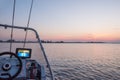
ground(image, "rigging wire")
xmin=23 ymin=0 xmax=34 ymax=48
xmin=10 ymin=0 xmax=16 ymax=52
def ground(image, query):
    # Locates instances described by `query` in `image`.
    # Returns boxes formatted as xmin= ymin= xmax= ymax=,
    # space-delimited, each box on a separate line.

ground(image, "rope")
xmin=23 ymin=0 xmax=34 ymax=48
xmin=10 ymin=0 xmax=16 ymax=52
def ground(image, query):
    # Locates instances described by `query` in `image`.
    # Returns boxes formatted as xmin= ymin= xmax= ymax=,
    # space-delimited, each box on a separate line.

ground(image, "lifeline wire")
xmin=10 ymin=0 xmax=16 ymax=52
xmin=23 ymin=0 xmax=33 ymax=48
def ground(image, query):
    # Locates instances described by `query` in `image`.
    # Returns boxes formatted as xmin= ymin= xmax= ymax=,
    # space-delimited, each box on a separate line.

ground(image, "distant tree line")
xmin=0 ymin=39 xmax=64 ymax=43
xmin=0 ymin=39 xmax=106 ymax=43
xmin=41 ymin=40 xmax=64 ymax=43
xmin=0 ymin=39 xmax=15 ymax=42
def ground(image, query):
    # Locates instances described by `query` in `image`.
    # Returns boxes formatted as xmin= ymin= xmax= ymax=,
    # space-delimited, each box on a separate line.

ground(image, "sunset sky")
xmin=0 ymin=0 xmax=120 ymax=42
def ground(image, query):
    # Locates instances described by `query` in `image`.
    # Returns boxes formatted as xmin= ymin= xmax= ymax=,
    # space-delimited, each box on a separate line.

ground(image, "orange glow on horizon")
xmin=41 ymin=33 xmax=120 ymax=42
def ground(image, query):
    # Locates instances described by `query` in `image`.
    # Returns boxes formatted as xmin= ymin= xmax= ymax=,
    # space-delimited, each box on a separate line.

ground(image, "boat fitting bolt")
xmin=2 ymin=63 xmax=11 ymax=71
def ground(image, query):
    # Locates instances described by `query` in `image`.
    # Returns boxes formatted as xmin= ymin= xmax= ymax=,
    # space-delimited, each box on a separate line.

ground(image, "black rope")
xmin=23 ymin=0 xmax=34 ymax=48
xmin=10 ymin=0 xmax=16 ymax=52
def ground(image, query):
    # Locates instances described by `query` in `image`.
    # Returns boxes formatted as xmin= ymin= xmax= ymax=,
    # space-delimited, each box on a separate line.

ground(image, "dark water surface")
xmin=43 ymin=43 xmax=120 ymax=80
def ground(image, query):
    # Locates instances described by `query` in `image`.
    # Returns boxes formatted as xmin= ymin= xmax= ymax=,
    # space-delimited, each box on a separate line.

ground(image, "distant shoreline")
xmin=0 ymin=40 xmax=120 ymax=44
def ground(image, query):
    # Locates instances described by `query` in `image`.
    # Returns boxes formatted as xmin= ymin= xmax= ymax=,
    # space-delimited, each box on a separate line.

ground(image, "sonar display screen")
xmin=16 ymin=48 xmax=31 ymax=58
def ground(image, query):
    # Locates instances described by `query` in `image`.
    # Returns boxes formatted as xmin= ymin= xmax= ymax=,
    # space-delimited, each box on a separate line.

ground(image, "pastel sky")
xmin=0 ymin=0 xmax=120 ymax=42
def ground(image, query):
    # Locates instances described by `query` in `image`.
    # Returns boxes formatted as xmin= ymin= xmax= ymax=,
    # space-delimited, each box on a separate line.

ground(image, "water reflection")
xmin=44 ymin=43 xmax=120 ymax=80
xmin=1 ymin=43 xmax=120 ymax=79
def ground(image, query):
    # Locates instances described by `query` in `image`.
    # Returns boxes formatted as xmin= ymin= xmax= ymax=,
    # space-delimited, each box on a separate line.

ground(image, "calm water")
xmin=43 ymin=43 xmax=120 ymax=80
xmin=1 ymin=43 xmax=120 ymax=80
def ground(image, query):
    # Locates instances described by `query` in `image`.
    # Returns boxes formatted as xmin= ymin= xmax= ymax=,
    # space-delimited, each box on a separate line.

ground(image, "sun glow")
xmin=41 ymin=33 xmax=120 ymax=42
xmin=0 ymin=0 xmax=120 ymax=42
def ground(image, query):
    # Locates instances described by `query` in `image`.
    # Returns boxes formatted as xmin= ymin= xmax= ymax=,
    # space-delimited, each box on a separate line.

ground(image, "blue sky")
xmin=0 ymin=0 xmax=120 ymax=42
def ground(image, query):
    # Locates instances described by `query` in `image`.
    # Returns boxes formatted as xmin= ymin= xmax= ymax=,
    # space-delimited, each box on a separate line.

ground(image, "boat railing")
xmin=0 ymin=24 xmax=55 ymax=80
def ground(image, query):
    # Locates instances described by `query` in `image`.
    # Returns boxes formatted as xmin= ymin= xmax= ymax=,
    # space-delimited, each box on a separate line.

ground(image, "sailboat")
xmin=0 ymin=0 xmax=54 ymax=80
